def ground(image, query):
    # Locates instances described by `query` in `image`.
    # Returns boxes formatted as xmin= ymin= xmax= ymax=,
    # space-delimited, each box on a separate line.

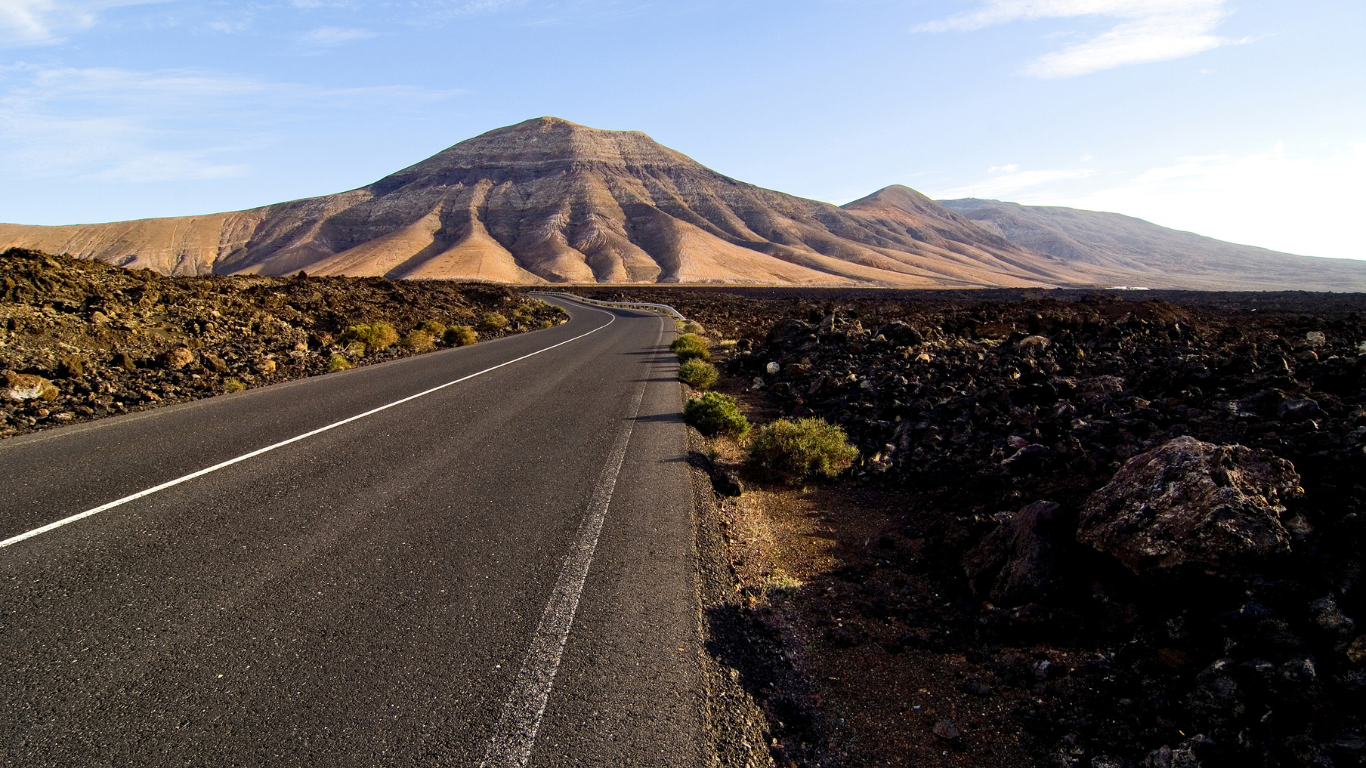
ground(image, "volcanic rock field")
xmin=582 ymin=285 xmax=1366 ymax=768
xmin=0 ymin=248 xmax=563 ymax=438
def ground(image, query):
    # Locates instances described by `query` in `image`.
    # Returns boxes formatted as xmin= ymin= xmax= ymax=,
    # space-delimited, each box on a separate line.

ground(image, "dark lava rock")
xmin=161 ymin=346 xmax=193 ymax=370
xmin=766 ymin=318 xmax=816 ymax=346
xmin=962 ymin=500 xmax=1064 ymax=605
xmin=56 ymin=354 xmax=84 ymax=378
xmin=711 ymin=467 xmax=744 ymax=497
xmin=1001 ymin=443 xmax=1050 ymax=476
xmin=958 ymin=678 xmax=993 ymax=697
xmin=1350 ymin=636 xmax=1366 ymax=664
xmin=876 ymin=321 xmax=923 ymax=346
xmin=1309 ymin=595 xmax=1357 ymax=636
xmin=933 ymin=719 xmax=962 ymax=740
xmin=1278 ymin=397 xmax=1322 ymax=421
xmin=1077 ymin=436 xmax=1302 ymax=573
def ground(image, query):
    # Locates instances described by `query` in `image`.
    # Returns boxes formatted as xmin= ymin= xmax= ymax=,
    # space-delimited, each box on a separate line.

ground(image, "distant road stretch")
xmin=0 ymin=298 xmax=704 ymax=767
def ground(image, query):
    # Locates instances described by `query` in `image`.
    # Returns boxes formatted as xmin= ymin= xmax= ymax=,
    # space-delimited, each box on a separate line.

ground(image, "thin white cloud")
xmin=208 ymin=7 xmax=256 ymax=34
xmin=455 ymin=0 xmax=523 ymax=12
xmin=1009 ymin=143 xmax=1366 ymax=259
xmin=934 ymin=166 xmax=1094 ymax=199
xmin=989 ymin=164 xmax=1020 ymax=173
xmin=0 ymin=0 xmax=171 ymax=46
xmin=0 ymin=65 xmax=462 ymax=183
xmin=913 ymin=0 xmax=1240 ymax=78
xmin=88 ymin=151 xmax=251 ymax=182
xmin=300 ymin=25 xmax=375 ymax=46
xmin=209 ymin=19 xmax=246 ymax=33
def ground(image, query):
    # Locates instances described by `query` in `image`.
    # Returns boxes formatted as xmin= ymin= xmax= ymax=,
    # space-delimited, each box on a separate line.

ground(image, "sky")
xmin=0 ymin=0 xmax=1362 ymax=259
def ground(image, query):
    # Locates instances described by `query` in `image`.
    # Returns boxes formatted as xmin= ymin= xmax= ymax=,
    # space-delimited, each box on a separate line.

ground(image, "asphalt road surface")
xmin=0 ymin=298 xmax=704 ymax=767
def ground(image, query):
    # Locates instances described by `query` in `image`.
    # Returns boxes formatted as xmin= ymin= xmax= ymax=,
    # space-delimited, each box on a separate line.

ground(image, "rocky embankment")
xmin=1 ymin=248 xmax=562 ymax=438
xmin=598 ymin=288 xmax=1366 ymax=768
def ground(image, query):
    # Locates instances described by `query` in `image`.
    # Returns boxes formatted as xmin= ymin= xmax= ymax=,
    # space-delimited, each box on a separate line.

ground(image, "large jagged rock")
xmin=962 ymin=501 xmax=1063 ymax=605
xmin=1077 ymin=436 xmax=1302 ymax=573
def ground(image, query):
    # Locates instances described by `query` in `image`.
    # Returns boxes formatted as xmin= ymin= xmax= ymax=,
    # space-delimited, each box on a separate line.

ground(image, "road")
xmin=0 ymin=298 xmax=704 ymax=767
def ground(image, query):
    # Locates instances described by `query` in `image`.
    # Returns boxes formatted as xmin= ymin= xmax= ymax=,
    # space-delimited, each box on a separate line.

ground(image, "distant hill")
xmin=937 ymin=198 xmax=1366 ymax=292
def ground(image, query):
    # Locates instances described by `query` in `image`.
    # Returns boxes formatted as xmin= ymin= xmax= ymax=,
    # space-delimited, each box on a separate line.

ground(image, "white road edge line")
xmin=478 ymin=314 xmax=665 ymax=768
xmin=0 ymin=305 xmax=616 ymax=551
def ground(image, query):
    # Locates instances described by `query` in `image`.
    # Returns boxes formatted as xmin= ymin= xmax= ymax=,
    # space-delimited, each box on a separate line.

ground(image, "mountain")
xmin=2 ymin=117 xmax=1359 ymax=290
xmin=0 ymin=118 xmax=1093 ymax=288
xmin=937 ymin=198 xmax=1366 ymax=292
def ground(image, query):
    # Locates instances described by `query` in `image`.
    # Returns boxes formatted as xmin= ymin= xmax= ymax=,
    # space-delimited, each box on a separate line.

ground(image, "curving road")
xmin=0 ymin=298 xmax=704 ymax=767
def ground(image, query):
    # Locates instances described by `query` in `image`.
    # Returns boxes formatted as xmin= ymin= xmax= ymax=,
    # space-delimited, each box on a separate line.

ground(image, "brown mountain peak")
xmin=844 ymin=185 xmax=948 ymax=219
xmin=372 ymin=117 xmax=697 ymax=193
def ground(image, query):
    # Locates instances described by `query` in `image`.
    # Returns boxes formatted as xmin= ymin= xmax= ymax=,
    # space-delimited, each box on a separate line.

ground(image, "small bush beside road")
xmin=443 ymin=325 xmax=477 ymax=346
xmin=670 ymin=333 xmax=710 ymax=361
xmin=343 ymin=322 xmax=399 ymax=351
xmin=478 ymin=312 xmax=509 ymax=332
xmin=746 ymin=418 xmax=858 ymax=485
xmin=400 ymin=330 xmax=436 ymax=351
xmin=678 ymin=358 xmax=718 ymax=390
xmin=683 ymin=392 xmax=750 ymax=438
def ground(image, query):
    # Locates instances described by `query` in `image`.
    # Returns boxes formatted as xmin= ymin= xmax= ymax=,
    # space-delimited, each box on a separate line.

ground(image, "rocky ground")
xmin=579 ymin=286 xmax=1366 ymax=768
xmin=1 ymin=248 xmax=564 ymax=438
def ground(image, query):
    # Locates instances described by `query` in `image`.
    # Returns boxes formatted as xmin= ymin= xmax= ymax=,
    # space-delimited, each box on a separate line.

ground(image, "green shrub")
xmin=540 ymin=319 xmax=555 ymax=329
xmin=345 ymin=340 xmax=367 ymax=357
xmin=223 ymin=378 xmax=246 ymax=393
xmin=683 ymin=392 xmax=750 ymax=438
xmin=400 ymin=330 xmax=436 ymax=351
xmin=416 ymin=320 xmax=446 ymax=335
xmin=670 ymin=333 xmax=710 ymax=362
xmin=682 ymin=320 xmax=706 ymax=336
xmin=678 ymin=358 xmax=718 ymax=390
xmin=747 ymin=418 xmax=859 ymax=485
xmin=328 ymin=353 xmax=352 ymax=372
xmin=342 ymin=322 xmax=399 ymax=350
xmin=443 ymin=325 xmax=477 ymax=346
xmin=478 ymin=312 xmax=509 ymax=332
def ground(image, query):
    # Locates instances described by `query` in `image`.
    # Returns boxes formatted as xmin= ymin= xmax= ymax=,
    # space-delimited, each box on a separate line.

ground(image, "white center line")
xmin=478 ymin=314 xmax=664 ymax=768
xmin=0 ymin=306 xmax=615 ymax=551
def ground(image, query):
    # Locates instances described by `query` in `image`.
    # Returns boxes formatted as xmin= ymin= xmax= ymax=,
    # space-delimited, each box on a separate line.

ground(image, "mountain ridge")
xmin=2 ymin=117 xmax=1360 ymax=290
xmin=937 ymin=198 xmax=1366 ymax=292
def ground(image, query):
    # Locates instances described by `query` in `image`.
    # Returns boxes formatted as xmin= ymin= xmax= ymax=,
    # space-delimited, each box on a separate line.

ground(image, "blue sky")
xmin=1 ymin=0 xmax=1362 ymax=259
